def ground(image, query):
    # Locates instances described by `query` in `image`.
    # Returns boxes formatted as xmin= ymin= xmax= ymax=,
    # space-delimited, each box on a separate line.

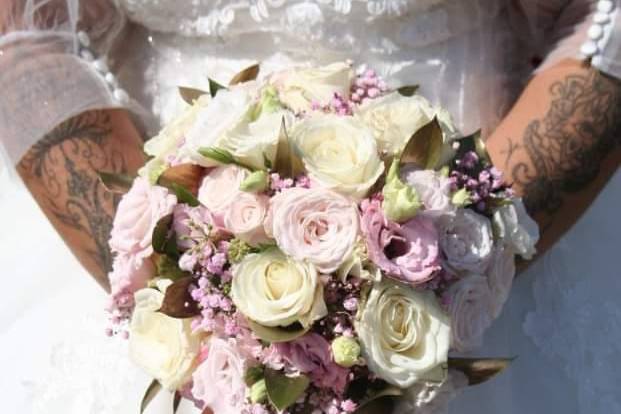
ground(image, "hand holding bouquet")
xmin=103 ymin=62 xmax=539 ymax=414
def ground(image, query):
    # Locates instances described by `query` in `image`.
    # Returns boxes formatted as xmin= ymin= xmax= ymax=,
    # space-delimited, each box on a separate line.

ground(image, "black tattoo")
xmin=500 ymin=137 xmax=521 ymax=169
xmin=19 ymin=111 xmax=126 ymax=274
xmin=509 ymin=70 xmax=621 ymax=217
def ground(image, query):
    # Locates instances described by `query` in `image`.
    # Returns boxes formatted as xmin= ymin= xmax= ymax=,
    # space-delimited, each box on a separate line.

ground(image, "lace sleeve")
xmin=0 ymin=0 xmax=131 ymax=166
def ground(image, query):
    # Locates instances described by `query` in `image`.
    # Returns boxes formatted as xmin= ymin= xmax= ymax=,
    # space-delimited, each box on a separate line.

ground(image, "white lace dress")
xmin=0 ymin=1 xmax=620 ymax=413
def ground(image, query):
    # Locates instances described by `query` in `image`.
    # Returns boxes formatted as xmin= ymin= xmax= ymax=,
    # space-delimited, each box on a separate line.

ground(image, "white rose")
xmin=445 ymin=274 xmax=494 ymax=351
xmin=266 ymin=187 xmax=360 ymax=273
xmin=182 ymin=88 xmax=252 ymax=166
xmin=290 ymin=114 xmax=384 ymax=199
xmin=271 ymin=62 xmax=354 ymax=112
xmin=439 ymin=210 xmax=494 ymax=274
xmin=224 ymin=192 xmax=270 ymax=246
xmin=355 ymin=92 xmax=459 ymax=158
xmin=197 ymin=165 xmax=248 ymax=216
xmin=404 ymin=168 xmax=455 ymax=218
xmin=492 ymin=198 xmax=539 ymax=260
xmin=139 ymin=95 xmax=211 ymax=182
xmin=128 ymin=287 xmax=202 ymax=390
xmin=486 ymin=246 xmax=516 ymax=318
xmin=231 ymin=249 xmax=328 ymax=328
xmin=356 ymin=281 xmax=451 ymax=387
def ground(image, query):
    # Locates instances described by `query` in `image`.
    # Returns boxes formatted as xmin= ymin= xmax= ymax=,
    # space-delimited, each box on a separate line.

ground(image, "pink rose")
xmin=361 ymin=199 xmax=441 ymax=285
xmin=109 ymin=177 xmax=177 ymax=260
xmin=197 ymin=165 xmax=248 ymax=219
xmin=173 ymin=204 xmax=224 ymax=251
xmin=224 ymin=192 xmax=270 ymax=246
xmin=108 ymin=253 xmax=155 ymax=296
xmin=274 ymin=333 xmax=349 ymax=394
xmin=192 ymin=337 xmax=249 ymax=414
xmin=266 ymin=187 xmax=359 ymax=273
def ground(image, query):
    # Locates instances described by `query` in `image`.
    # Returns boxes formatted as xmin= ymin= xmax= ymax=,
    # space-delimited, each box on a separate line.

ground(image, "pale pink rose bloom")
xmin=192 ymin=337 xmax=249 ymax=414
xmin=445 ymin=274 xmax=494 ymax=351
xmin=108 ymin=253 xmax=155 ymax=296
xmin=274 ymin=333 xmax=349 ymax=393
xmin=361 ymin=199 xmax=441 ymax=285
xmin=197 ymin=165 xmax=248 ymax=220
xmin=224 ymin=192 xmax=270 ymax=246
xmin=109 ymin=177 xmax=177 ymax=260
xmin=266 ymin=187 xmax=359 ymax=274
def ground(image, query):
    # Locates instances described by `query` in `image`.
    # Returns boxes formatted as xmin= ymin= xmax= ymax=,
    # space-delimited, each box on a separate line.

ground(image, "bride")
xmin=0 ymin=1 xmax=619 ymax=413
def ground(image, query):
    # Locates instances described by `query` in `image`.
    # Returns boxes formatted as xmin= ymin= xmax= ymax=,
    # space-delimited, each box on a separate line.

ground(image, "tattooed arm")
xmin=17 ymin=110 xmax=146 ymax=291
xmin=487 ymin=59 xmax=621 ymax=257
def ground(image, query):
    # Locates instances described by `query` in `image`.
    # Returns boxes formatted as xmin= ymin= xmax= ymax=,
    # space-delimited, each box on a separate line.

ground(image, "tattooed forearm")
xmin=510 ymin=70 xmax=621 ymax=218
xmin=487 ymin=61 xmax=621 ymax=256
xmin=17 ymin=109 xmax=145 ymax=290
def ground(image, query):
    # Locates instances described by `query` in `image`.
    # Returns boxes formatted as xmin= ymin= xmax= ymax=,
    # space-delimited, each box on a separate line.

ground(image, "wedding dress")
xmin=0 ymin=1 xmax=620 ymax=413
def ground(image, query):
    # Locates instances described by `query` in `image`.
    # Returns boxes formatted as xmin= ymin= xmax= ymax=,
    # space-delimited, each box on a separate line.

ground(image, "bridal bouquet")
xmin=103 ymin=62 xmax=539 ymax=414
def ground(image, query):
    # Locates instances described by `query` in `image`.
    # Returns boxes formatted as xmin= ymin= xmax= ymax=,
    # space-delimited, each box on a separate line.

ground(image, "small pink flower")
xmin=108 ymin=253 xmax=155 ymax=296
xmin=361 ymin=199 xmax=441 ymax=285
xmin=109 ymin=177 xmax=177 ymax=260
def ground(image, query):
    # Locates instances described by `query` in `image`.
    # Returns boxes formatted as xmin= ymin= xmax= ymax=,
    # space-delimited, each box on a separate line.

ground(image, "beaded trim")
xmin=76 ymin=31 xmax=130 ymax=105
xmin=581 ymin=0 xmax=618 ymax=66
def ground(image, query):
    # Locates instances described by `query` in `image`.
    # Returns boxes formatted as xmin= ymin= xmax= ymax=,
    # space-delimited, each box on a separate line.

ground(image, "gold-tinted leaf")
xmin=97 ymin=171 xmax=135 ymax=194
xmin=229 ymin=63 xmax=260 ymax=86
xmin=273 ymin=118 xmax=301 ymax=177
xmin=178 ymin=86 xmax=208 ymax=105
xmin=152 ymin=214 xmax=176 ymax=256
xmin=202 ymin=408 xmax=213 ymax=414
xmin=157 ymin=276 xmax=200 ymax=318
xmin=448 ymin=357 xmax=514 ymax=386
xmin=140 ymin=379 xmax=162 ymax=414
xmin=246 ymin=319 xmax=309 ymax=343
xmin=264 ymin=369 xmax=310 ymax=412
xmin=158 ymin=163 xmax=205 ymax=196
xmin=397 ymin=85 xmax=420 ymax=97
xmin=400 ymin=117 xmax=443 ymax=170
xmin=355 ymin=386 xmax=403 ymax=414
xmin=455 ymin=129 xmax=490 ymax=165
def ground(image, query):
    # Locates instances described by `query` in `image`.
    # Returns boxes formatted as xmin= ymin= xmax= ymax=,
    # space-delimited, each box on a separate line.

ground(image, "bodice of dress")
xmin=110 ymin=0 xmax=525 ymax=136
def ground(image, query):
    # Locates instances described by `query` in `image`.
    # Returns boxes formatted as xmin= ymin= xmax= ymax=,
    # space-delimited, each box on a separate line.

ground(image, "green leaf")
xmin=273 ymin=117 xmax=297 ymax=178
xmin=448 ymin=357 xmax=514 ymax=386
xmin=198 ymin=147 xmax=235 ymax=165
xmin=140 ymin=379 xmax=162 ymax=414
xmin=173 ymin=391 xmax=182 ymax=413
xmin=263 ymin=153 xmax=273 ymax=170
xmin=400 ymin=116 xmax=444 ymax=170
xmin=244 ymin=366 xmax=265 ymax=387
xmin=397 ymin=85 xmax=420 ymax=97
xmin=246 ymin=319 xmax=309 ymax=343
xmin=229 ymin=63 xmax=260 ymax=86
xmin=97 ymin=171 xmax=135 ymax=194
xmin=178 ymin=86 xmax=208 ymax=105
xmin=170 ymin=183 xmax=200 ymax=207
xmin=157 ymin=276 xmax=201 ymax=319
xmin=264 ymin=368 xmax=310 ymax=412
xmin=156 ymin=255 xmax=190 ymax=281
xmin=208 ymin=78 xmax=226 ymax=97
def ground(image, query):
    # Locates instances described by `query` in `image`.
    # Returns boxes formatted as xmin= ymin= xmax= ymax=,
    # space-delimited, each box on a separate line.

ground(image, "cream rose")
xmin=355 ymin=92 xmax=458 ymax=157
xmin=231 ymin=249 xmax=327 ymax=328
xmin=290 ymin=114 xmax=384 ymax=199
xmin=266 ymin=187 xmax=359 ymax=273
xmin=486 ymin=246 xmax=516 ymax=318
xmin=439 ymin=209 xmax=494 ymax=274
xmin=356 ymin=281 xmax=451 ymax=387
xmin=109 ymin=178 xmax=177 ymax=260
xmin=197 ymin=165 xmax=248 ymax=217
xmin=271 ymin=62 xmax=354 ymax=112
xmin=445 ymin=274 xmax=494 ymax=351
xmin=224 ymin=192 xmax=270 ymax=246
xmin=492 ymin=198 xmax=539 ymax=260
xmin=128 ymin=286 xmax=202 ymax=390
